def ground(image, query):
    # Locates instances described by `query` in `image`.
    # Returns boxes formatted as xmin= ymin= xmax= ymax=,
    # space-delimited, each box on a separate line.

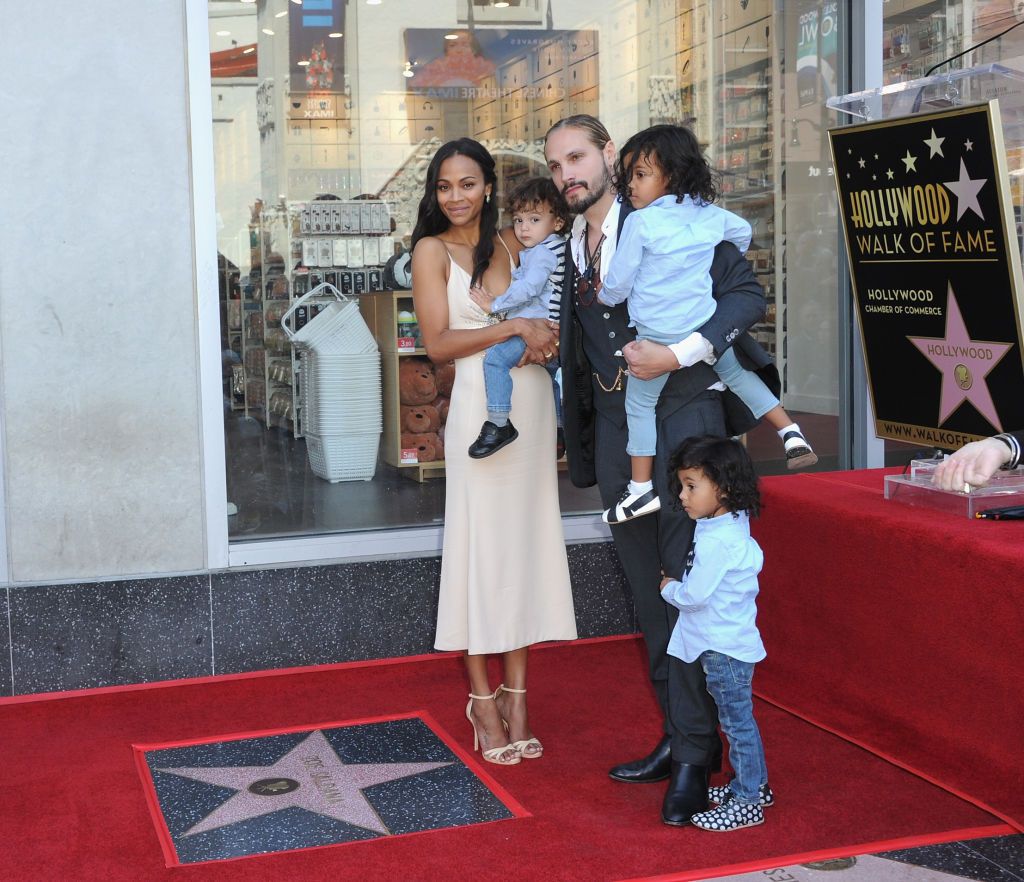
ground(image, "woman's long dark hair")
xmin=615 ymin=124 xmax=718 ymax=205
xmin=410 ymin=138 xmax=498 ymax=287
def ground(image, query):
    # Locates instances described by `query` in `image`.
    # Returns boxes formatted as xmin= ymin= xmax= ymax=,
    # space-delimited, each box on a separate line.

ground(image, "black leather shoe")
xmin=661 ymin=762 xmax=711 ymax=826
xmin=468 ymin=421 xmax=518 ymax=459
xmin=609 ymin=735 xmax=672 ymax=783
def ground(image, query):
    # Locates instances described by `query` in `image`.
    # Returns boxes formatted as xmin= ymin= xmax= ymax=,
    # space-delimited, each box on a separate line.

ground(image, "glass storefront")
xmin=211 ymin=0 xmax=849 ymax=539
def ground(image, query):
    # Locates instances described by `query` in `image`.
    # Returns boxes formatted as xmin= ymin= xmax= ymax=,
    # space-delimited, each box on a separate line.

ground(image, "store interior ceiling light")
xmin=494 ymin=1 xmax=511 ymax=7
xmin=216 ymin=29 xmax=231 ymax=36
xmin=329 ymin=32 xmax=343 ymax=37
xmin=290 ymin=0 xmax=302 ymax=5
xmin=275 ymin=10 xmax=288 ymax=17
xmin=445 ymin=33 xmax=459 ymax=39
xmin=243 ymin=47 xmax=256 ymax=53
xmin=262 ymin=27 xmax=275 ymax=34
xmin=366 ymin=0 xmax=382 ymax=5
xmin=298 ymin=59 xmax=310 ymax=65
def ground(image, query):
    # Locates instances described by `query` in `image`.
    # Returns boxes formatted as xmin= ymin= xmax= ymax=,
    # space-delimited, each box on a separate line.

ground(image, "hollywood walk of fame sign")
xmin=829 ymin=101 xmax=1024 ymax=447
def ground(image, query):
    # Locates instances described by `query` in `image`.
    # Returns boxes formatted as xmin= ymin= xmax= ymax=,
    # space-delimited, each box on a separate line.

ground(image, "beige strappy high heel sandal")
xmin=495 ymin=684 xmax=543 ymax=759
xmin=466 ymin=692 xmax=521 ymax=765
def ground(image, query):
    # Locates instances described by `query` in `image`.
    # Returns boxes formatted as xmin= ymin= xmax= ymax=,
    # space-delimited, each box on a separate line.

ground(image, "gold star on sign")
xmin=923 ymin=128 xmax=945 ymax=158
xmin=857 ymin=157 xmax=866 ymax=169
xmin=886 ymin=168 xmax=895 ymax=180
xmin=964 ymin=138 xmax=973 ymax=151
xmin=901 ymin=151 xmax=918 ymax=173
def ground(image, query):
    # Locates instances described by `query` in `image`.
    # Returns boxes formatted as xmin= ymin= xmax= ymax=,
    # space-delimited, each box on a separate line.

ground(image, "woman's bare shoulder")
xmin=412 ymin=235 xmax=449 ymax=258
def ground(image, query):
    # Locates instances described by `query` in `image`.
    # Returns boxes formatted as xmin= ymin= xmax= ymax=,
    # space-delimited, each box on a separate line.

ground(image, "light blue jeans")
xmin=483 ymin=335 xmax=562 ymax=426
xmin=712 ymin=348 xmax=779 ymax=420
xmin=624 ymin=335 xmax=779 ymax=457
xmin=699 ymin=650 xmax=767 ymax=805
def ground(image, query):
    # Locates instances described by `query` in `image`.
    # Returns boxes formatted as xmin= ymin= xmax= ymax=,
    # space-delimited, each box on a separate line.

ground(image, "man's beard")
xmin=564 ymin=167 xmax=611 ymax=213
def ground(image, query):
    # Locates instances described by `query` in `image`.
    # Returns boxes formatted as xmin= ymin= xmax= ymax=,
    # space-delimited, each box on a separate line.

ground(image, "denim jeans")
xmin=483 ymin=335 xmax=562 ymax=425
xmin=712 ymin=347 xmax=779 ymax=420
xmin=699 ymin=649 xmax=767 ymax=804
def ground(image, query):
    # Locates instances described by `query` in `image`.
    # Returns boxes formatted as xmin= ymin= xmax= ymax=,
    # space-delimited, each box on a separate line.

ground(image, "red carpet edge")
xmin=753 ymin=690 xmax=1024 ymax=834
xmin=0 ymin=633 xmax=637 ymax=706
xmin=619 ymin=823 xmax=1015 ymax=882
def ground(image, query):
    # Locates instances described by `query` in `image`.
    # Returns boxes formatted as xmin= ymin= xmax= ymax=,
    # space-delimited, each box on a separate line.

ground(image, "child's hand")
xmin=469 ymin=285 xmax=496 ymax=313
xmin=659 ymin=574 xmax=674 ymax=591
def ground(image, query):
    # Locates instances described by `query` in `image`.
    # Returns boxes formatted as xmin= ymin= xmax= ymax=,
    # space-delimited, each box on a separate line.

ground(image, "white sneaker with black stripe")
xmin=602 ymin=486 xmax=661 ymax=524
xmin=690 ymin=792 xmax=765 ymax=831
xmin=783 ymin=429 xmax=818 ymax=470
xmin=708 ymin=783 xmax=774 ymax=807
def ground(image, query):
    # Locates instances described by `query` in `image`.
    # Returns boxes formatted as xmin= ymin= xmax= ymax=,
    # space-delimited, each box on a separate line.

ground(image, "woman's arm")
xmin=411 ymin=237 xmax=554 ymax=364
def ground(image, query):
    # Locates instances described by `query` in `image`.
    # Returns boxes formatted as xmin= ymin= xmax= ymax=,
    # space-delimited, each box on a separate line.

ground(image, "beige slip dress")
xmin=434 ymin=238 xmax=577 ymax=654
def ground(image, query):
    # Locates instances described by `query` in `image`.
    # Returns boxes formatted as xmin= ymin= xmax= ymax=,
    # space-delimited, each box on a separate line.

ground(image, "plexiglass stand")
xmin=884 ymin=459 xmax=1024 ymax=518
xmin=827 ymin=62 xmax=1024 ymax=143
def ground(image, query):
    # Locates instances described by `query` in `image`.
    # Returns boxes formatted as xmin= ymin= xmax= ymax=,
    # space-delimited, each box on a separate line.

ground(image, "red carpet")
xmin=1 ymin=638 xmax=1007 ymax=881
xmin=752 ymin=469 xmax=1024 ymax=832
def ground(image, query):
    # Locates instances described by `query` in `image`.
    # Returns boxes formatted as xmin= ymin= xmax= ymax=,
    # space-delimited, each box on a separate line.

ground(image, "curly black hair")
xmin=667 ymin=435 xmax=761 ymax=518
xmin=507 ymin=177 xmax=573 ymax=233
xmin=614 ymin=124 xmax=719 ymax=205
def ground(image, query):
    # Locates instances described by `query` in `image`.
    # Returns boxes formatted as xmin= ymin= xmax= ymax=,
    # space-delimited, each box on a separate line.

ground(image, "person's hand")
xmin=516 ymin=318 xmax=560 ymax=366
xmin=932 ymin=438 xmax=1013 ymax=491
xmin=469 ymin=284 xmax=496 ymax=313
xmin=621 ymin=339 xmax=678 ymax=380
xmin=659 ymin=575 xmax=674 ymax=591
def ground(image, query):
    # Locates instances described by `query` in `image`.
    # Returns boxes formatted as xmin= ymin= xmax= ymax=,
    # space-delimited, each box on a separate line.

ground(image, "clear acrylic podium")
xmin=828 ymin=64 xmax=1024 ymax=517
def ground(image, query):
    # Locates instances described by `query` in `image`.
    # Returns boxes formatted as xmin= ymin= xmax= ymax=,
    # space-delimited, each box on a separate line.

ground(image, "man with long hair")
xmin=544 ymin=116 xmax=775 ymax=826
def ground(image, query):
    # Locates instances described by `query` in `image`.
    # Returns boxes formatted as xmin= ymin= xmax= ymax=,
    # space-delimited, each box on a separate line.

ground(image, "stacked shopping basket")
xmin=282 ymin=283 xmax=381 ymax=482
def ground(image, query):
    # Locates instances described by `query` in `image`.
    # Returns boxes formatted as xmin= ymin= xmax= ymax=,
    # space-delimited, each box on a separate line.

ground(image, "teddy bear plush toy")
xmin=398 ymin=358 xmax=437 ymax=406
xmin=401 ymin=432 xmax=439 ymax=462
xmin=401 ymin=404 xmax=441 ymax=435
xmin=434 ymin=361 xmax=455 ymax=397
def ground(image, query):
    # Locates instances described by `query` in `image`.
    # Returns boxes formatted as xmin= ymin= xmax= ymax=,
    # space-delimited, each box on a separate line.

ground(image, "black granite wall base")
xmin=0 ymin=589 xmax=10 ymax=697
xmin=0 ymin=542 xmax=635 ymax=696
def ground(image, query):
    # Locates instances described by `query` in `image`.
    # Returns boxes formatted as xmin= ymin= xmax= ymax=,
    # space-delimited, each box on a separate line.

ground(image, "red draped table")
xmin=751 ymin=468 xmax=1024 ymax=830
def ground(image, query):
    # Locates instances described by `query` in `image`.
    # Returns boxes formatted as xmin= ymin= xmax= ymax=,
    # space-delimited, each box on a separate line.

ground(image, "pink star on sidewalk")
xmin=158 ymin=729 xmax=451 ymax=837
xmin=907 ymin=284 xmax=1012 ymax=431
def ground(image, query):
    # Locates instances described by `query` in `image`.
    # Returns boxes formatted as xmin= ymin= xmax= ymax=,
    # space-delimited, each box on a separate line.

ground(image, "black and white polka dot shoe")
xmin=690 ymin=793 xmax=765 ymax=831
xmin=708 ymin=783 xmax=774 ymax=807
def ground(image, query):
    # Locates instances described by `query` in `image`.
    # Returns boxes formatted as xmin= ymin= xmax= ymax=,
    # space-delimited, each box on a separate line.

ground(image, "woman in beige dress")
xmin=411 ymin=139 xmax=577 ymax=765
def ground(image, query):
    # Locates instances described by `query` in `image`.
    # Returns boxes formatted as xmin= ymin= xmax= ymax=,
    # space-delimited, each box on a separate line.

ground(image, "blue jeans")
xmin=699 ymin=650 xmax=767 ymax=804
xmin=483 ymin=335 xmax=562 ymax=425
xmin=712 ymin=348 xmax=779 ymax=420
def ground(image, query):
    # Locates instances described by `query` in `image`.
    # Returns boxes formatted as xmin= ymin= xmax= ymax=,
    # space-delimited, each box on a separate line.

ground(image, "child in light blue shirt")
xmin=660 ymin=435 xmax=773 ymax=832
xmin=467 ymin=178 xmax=570 ymax=459
xmin=598 ymin=125 xmax=816 ymax=526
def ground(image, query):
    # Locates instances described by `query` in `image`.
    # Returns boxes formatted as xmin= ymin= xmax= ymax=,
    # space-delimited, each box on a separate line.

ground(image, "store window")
xmin=211 ymin=0 xmax=846 ymax=540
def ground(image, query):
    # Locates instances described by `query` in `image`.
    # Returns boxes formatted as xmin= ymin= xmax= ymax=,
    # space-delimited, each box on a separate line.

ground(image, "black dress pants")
xmin=593 ymin=390 xmax=723 ymax=764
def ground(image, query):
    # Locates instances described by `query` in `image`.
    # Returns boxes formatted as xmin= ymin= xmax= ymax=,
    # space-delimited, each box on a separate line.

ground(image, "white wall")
xmin=0 ymin=1 xmax=207 ymax=582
